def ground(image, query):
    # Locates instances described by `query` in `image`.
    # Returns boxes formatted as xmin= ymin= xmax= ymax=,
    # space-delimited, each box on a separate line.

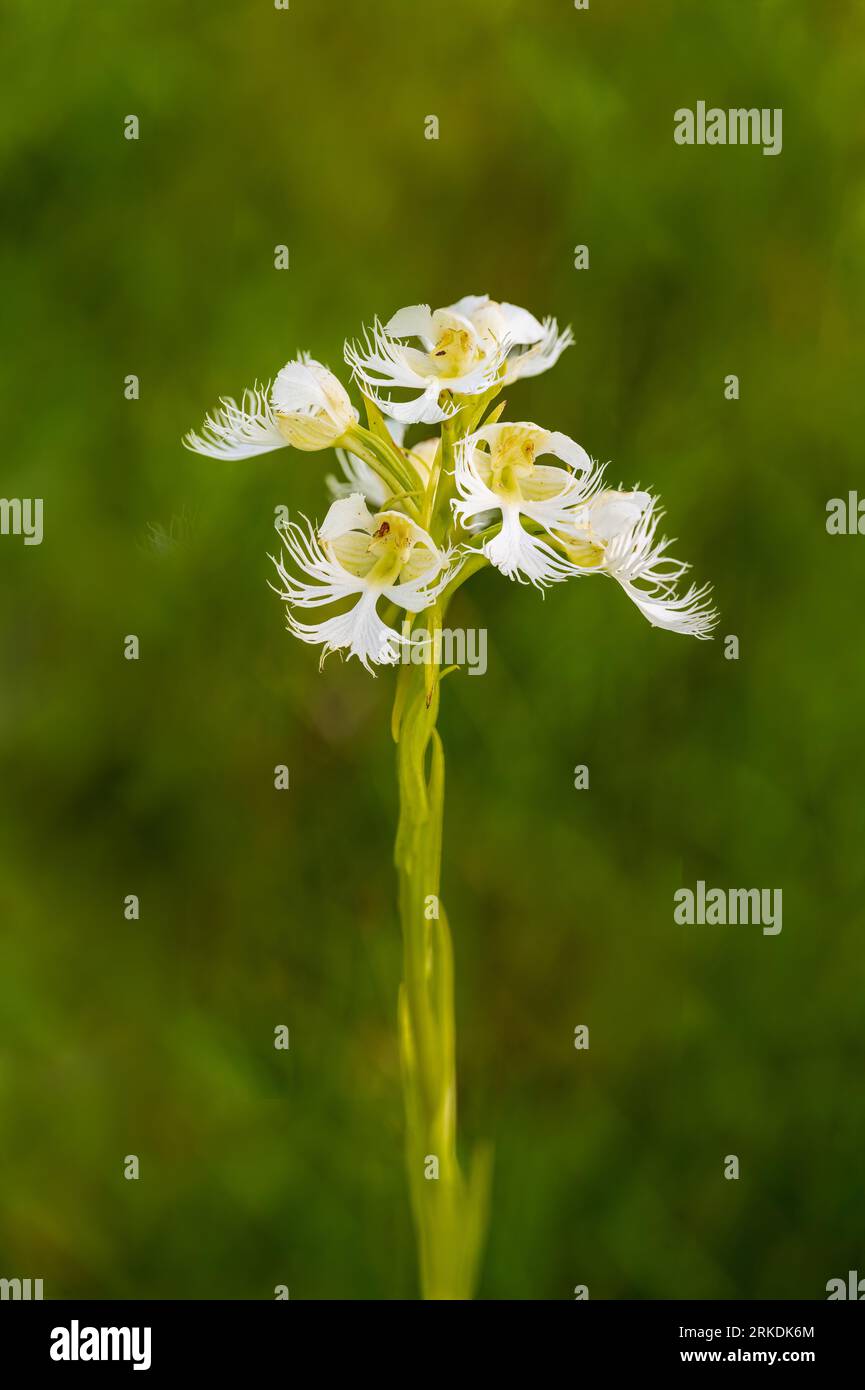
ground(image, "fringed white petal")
xmin=184 ymin=384 xmax=287 ymax=460
xmin=519 ymin=487 xmax=596 ymax=534
xmin=482 ymin=506 xmax=583 ymax=588
xmin=603 ymin=505 xmax=690 ymax=587
xmin=286 ymin=589 xmax=410 ymax=674
xmin=269 ymin=517 xmax=367 ymax=609
xmin=597 ymin=501 xmax=718 ymax=638
xmin=519 ymin=459 xmax=603 ymax=522
xmin=503 ymin=318 xmax=574 ymax=383
xmin=372 ymin=383 xmax=452 ymax=426
xmin=618 ymin=579 xmax=718 ymax=638
xmin=345 ymin=321 xmax=437 ymax=392
xmin=451 ymin=439 xmax=502 ymax=528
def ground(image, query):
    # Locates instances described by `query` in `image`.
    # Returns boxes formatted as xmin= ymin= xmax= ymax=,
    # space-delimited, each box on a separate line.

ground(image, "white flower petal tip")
xmin=558 ymin=490 xmax=718 ymax=638
xmin=269 ymin=499 xmax=460 ymax=674
xmin=502 ymin=318 xmax=574 ymax=384
xmin=626 ymin=582 xmax=718 ymax=639
xmin=184 ymin=356 xmax=358 ymax=460
xmin=183 ymin=383 xmax=287 ymax=460
xmin=481 ymin=515 xmax=587 ymax=590
xmin=452 ymin=421 xmax=603 ymax=586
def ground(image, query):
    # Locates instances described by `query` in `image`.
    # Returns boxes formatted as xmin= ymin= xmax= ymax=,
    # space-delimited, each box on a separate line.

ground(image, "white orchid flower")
xmin=446 ymin=294 xmax=574 ymax=384
xmin=185 ymin=355 xmax=358 ymax=459
xmin=345 ymin=303 xmax=512 ymax=426
xmin=269 ymin=494 xmax=459 ymax=672
xmin=558 ymin=489 xmax=718 ymax=638
xmin=452 ymin=422 xmax=600 ymax=587
xmin=327 ymin=425 xmax=439 ymax=509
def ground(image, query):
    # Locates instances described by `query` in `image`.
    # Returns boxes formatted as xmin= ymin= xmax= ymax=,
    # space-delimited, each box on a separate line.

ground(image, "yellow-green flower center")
xmin=431 ymin=327 xmax=479 ymax=377
xmin=487 ymin=429 xmax=537 ymax=500
xmin=366 ymin=517 xmax=416 ymax=585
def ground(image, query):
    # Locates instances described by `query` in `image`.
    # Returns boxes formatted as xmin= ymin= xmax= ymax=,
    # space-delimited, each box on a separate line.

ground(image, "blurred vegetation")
xmin=1 ymin=0 xmax=864 ymax=1298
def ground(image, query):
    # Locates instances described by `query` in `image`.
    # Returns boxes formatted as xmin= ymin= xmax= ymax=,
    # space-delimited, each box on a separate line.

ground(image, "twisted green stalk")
xmin=392 ymin=608 xmax=491 ymax=1299
xmin=373 ymin=389 xmax=500 ymax=1297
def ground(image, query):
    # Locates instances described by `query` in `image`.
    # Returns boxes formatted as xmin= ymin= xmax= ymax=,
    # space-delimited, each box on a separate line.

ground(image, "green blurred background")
xmin=2 ymin=0 xmax=864 ymax=1299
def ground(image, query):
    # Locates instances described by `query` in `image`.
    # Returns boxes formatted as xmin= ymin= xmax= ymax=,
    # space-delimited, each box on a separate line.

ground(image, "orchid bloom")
xmin=344 ymin=303 xmax=507 ymax=425
xmin=344 ymin=294 xmax=570 ymax=426
xmin=446 ymin=294 xmax=574 ymax=384
xmin=452 ymin=422 xmax=601 ymax=587
xmin=557 ymin=489 xmax=718 ymax=637
xmin=184 ymin=355 xmax=358 ymax=459
xmin=269 ymin=494 xmax=458 ymax=672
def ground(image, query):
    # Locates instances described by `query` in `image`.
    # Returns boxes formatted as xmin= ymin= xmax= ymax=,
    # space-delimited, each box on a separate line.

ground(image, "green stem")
xmin=342 ymin=426 xmax=421 ymax=516
xmin=392 ymin=609 xmax=491 ymax=1299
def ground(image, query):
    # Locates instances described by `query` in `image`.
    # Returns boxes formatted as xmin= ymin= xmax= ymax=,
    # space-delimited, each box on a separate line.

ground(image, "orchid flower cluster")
xmin=185 ymin=294 xmax=717 ymax=668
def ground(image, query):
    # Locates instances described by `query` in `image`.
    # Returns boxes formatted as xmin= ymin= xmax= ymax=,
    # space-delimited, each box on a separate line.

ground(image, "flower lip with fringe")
xmin=269 ymin=493 xmax=460 ymax=673
xmin=184 ymin=354 xmax=358 ymax=459
xmin=556 ymin=489 xmax=718 ymax=637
